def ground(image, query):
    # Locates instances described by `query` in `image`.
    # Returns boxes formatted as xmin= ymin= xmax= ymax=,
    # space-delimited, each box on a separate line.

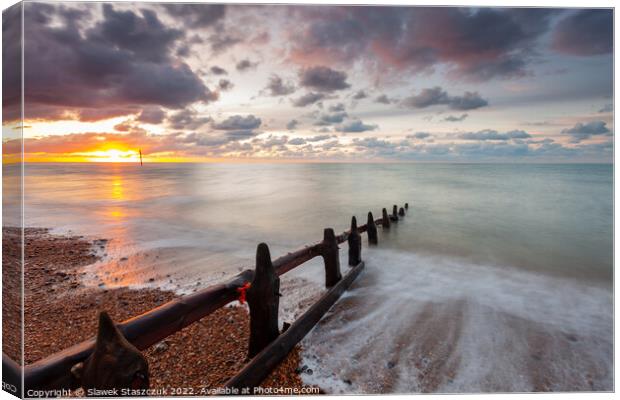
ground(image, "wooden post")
xmin=348 ymin=216 xmax=362 ymax=266
xmin=322 ymin=228 xmax=341 ymax=288
xmin=405 ymin=202 xmax=409 ymax=209
xmin=390 ymin=205 xmax=399 ymax=222
xmin=399 ymin=207 xmax=405 ymax=216
xmin=225 ymin=261 xmax=365 ymax=391
xmin=382 ymin=208 xmax=390 ymax=228
xmin=367 ymin=212 xmax=378 ymax=245
xmin=247 ymin=243 xmax=280 ymax=358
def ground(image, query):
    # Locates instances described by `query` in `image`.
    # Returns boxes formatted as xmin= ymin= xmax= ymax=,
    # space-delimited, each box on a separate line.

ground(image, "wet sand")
xmin=4 ymin=228 xmax=315 ymax=394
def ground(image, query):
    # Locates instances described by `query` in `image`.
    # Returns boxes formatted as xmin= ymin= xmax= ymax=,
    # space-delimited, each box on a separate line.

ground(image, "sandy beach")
xmin=4 ymin=228 xmax=315 ymax=394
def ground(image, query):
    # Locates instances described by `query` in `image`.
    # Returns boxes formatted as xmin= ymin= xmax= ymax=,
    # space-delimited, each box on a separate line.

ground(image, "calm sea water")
xmin=19 ymin=162 xmax=613 ymax=392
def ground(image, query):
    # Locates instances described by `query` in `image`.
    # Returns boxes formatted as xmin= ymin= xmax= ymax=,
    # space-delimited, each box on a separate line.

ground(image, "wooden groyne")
xmin=10 ymin=204 xmax=410 ymax=393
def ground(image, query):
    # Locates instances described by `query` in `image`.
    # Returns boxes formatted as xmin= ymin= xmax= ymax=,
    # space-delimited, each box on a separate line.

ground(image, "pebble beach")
xmin=4 ymin=228 xmax=316 ymax=394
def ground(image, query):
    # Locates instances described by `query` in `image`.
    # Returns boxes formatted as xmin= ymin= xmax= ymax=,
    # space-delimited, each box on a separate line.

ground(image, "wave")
xmin=299 ymin=248 xmax=613 ymax=393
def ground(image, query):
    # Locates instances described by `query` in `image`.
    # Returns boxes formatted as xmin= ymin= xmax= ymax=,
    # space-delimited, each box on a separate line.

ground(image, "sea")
xmin=13 ymin=162 xmax=614 ymax=392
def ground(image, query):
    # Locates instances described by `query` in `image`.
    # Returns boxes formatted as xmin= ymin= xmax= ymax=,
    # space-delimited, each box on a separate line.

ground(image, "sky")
xmin=1 ymin=2 xmax=614 ymax=162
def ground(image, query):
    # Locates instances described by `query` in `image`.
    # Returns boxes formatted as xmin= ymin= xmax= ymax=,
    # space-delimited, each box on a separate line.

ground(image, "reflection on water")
xmin=23 ymin=162 xmax=613 ymax=289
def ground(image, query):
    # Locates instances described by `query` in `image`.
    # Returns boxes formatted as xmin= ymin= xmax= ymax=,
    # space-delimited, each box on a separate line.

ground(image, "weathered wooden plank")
xmin=224 ymin=261 xmax=365 ymax=391
xmin=272 ymin=243 xmax=323 ymax=275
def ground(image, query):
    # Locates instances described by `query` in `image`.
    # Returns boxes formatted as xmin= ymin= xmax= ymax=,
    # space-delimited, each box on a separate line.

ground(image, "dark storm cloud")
xmin=299 ymin=66 xmax=351 ymax=92
xmin=213 ymin=115 xmax=262 ymax=131
xmin=137 ymin=106 xmax=166 ymax=124
xmin=552 ymin=9 xmax=613 ymax=56
xmin=19 ymin=3 xmax=216 ymax=121
xmin=264 ymin=75 xmax=296 ymax=96
xmin=561 ymin=121 xmax=611 ymax=142
xmin=95 ymin=4 xmax=182 ymax=63
xmin=236 ymin=59 xmax=259 ymax=72
xmin=210 ymin=66 xmax=228 ymax=75
xmin=402 ymin=87 xmax=488 ymax=110
xmin=292 ymin=92 xmax=326 ymax=107
xmin=336 ymin=119 xmax=378 ymax=133
xmin=163 ymin=4 xmax=226 ymax=28
xmin=459 ymin=129 xmax=532 ymax=141
xmin=443 ymin=114 xmax=469 ymax=122
xmin=291 ymin=7 xmax=559 ymax=80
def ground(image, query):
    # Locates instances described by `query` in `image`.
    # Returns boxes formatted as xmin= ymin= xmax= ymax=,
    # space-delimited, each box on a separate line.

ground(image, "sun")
xmin=85 ymin=149 xmax=141 ymax=163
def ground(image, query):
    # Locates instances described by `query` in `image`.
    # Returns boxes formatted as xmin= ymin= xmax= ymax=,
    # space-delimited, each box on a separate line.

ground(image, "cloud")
xmin=163 ymin=4 xmax=226 ymax=28
xmin=353 ymin=137 xmax=397 ymax=149
xmin=561 ymin=121 xmax=611 ymax=142
xmin=449 ymin=92 xmax=489 ymax=110
xmin=299 ymin=66 xmax=350 ymax=92
xmin=292 ymin=92 xmax=326 ymax=107
xmin=352 ymin=90 xmax=368 ymax=100
xmin=18 ymin=3 xmax=216 ymax=121
xmin=336 ymin=119 xmax=378 ymax=133
xmin=375 ymin=95 xmax=392 ymax=104
xmin=218 ymin=79 xmax=234 ymax=91
xmin=552 ymin=9 xmax=613 ymax=56
xmin=443 ymin=114 xmax=468 ymax=122
xmin=236 ymin=59 xmax=259 ymax=72
xmin=288 ymin=138 xmax=307 ymax=145
xmin=459 ymin=129 xmax=532 ymax=141
xmin=213 ymin=115 xmax=262 ymax=131
xmin=264 ymin=75 xmax=296 ymax=96
xmin=599 ymin=104 xmax=613 ymax=113
xmin=137 ymin=107 xmax=166 ymax=124
xmin=406 ymin=132 xmax=432 ymax=139
xmin=208 ymin=33 xmax=241 ymax=53
xmin=210 ymin=65 xmax=228 ymax=75
xmin=113 ymin=120 xmax=138 ymax=132
xmin=306 ymin=134 xmax=333 ymax=142
xmin=290 ymin=7 xmax=559 ymax=81
xmin=168 ymin=109 xmax=211 ymax=130
xmin=328 ymin=103 xmax=346 ymax=112
xmin=402 ymin=87 xmax=488 ymax=110
xmin=315 ymin=111 xmax=348 ymax=126
xmin=286 ymin=119 xmax=299 ymax=130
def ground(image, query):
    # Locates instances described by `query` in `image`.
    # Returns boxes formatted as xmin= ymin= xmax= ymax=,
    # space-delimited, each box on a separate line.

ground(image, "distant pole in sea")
xmin=139 ymin=149 xmax=143 ymax=166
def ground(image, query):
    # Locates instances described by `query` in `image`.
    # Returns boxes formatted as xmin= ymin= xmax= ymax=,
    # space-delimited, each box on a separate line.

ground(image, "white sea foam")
xmin=299 ymin=248 xmax=613 ymax=393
